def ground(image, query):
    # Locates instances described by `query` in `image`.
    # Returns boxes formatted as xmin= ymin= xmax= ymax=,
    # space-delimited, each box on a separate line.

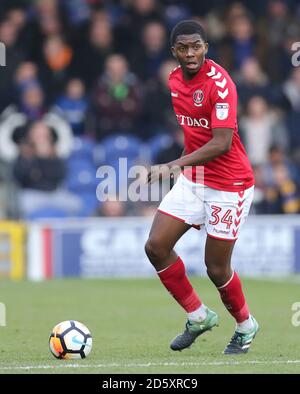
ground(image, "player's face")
xmin=172 ymin=34 xmax=208 ymax=79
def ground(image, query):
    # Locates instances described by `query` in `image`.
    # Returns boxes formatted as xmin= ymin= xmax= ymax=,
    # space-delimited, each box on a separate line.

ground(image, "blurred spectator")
xmin=5 ymin=6 xmax=36 ymax=59
xmin=0 ymin=159 xmax=18 ymax=219
xmin=55 ymin=78 xmax=88 ymax=136
xmin=15 ymin=61 xmax=38 ymax=87
xmin=257 ymin=0 xmax=300 ymax=82
xmin=129 ymin=21 xmax=170 ymax=81
xmin=155 ymin=128 xmax=184 ymax=163
xmin=259 ymin=145 xmax=300 ymax=214
xmin=27 ymin=0 xmax=68 ymax=63
xmin=0 ymin=79 xmax=46 ymax=153
xmin=240 ymin=96 xmax=288 ymax=165
xmin=138 ymin=203 xmax=158 ymax=217
xmin=0 ymin=18 xmax=25 ymax=111
xmin=39 ymin=35 xmax=74 ymax=103
xmin=97 ymin=195 xmax=151 ymax=218
xmin=251 ymin=164 xmax=267 ymax=214
xmin=283 ymin=67 xmax=300 ymax=112
xmin=88 ymin=54 xmax=142 ymax=140
xmin=5 ymin=61 xmax=38 ymax=107
xmin=234 ymin=57 xmax=272 ymax=106
xmin=72 ymin=10 xmax=115 ymax=88
xmin=0 ymin=0 xmax=299 ymax=218
xmin=268 ymin=144 xmax=300 ymax=184
xmin=0 ymin=167 xmax=7 ymax=219
xmin=203 ymin=9 xmax=225 ymax=43
xmin=35 ymin=0 xmax=59 ymax=18
xmin=6 ymin=7 xmax=27 ymax=34
xmin=62 ymin=0 xmax=91 ymax=27
xmin=163 ymin=2 xmax=192 ymax=30
xmin=269 ymin=30 xmax=300 ymax=83
xmin=18 ymin=81 xmax=45 ymax=120
xmin=218 ymin=11 xmax=266 ymax=72
xmin=115 ymin=0 xmax=163 ymax=54
xmin=131 ymin=0 xmax=161 ymax=19
xmin=98 ymin=198 xmax=127 ymax=217
xmin=0 ymin=103 xmax=73 ymax=163
xmin=142 ymin=59 xmax=178 ymax=138
xmin=34 ymin=0 xmax=65 ymax=38
xmin=13 ymin=121 xmax=65 ymax=190
xmin=12 ymin=121 xmax=81 ymax=218
xmin=283 ymin=68 xmax=300 ymax=159
xmin=258 ymin=0 xmax=291 ymax=48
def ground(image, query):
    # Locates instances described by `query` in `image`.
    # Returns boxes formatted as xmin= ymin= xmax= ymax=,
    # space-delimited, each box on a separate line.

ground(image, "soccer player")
xmin=145 ymin=20 xmax=259 ymax=354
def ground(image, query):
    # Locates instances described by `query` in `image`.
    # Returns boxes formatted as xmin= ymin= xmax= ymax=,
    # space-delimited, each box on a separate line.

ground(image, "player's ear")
xmin=171 ymin=47 xmax=177 ymax=59
xmin=204 ymin=43 xmax=209 ymax=55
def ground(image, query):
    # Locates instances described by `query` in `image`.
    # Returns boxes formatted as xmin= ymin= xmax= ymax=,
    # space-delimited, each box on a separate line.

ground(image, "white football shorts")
xmin=158 ymin=174 xmax=254 ymax=241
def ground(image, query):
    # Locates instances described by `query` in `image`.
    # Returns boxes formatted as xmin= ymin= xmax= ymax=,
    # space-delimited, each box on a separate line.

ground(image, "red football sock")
xmin=157 ymin=257 xmax=202 ymax=312
xmin=217 ymin=271 xmax=249 ymax=323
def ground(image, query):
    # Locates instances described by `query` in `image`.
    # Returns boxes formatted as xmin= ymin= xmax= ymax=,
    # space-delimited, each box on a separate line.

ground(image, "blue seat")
xmin=147 ymin=133 xmax=173 ymax=162
xmin=100 ymin=134 xmax=143 ymax=165
xmin=77 ymin=192 xmax=100 ymax=216
xmin=286 ymin=111 xmax=300 ymax=150
xmin=69 ymin=137 xmax=96 ymax=164
xmin=66 ymin=157 xmax=98 ymax=193
xmin=27 ymin=207 xmax=69 ymax=220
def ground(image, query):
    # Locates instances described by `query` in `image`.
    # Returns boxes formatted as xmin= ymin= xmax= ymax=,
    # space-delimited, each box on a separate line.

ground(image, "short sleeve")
xmin=210 ymin=77 xmax=237 ymax=129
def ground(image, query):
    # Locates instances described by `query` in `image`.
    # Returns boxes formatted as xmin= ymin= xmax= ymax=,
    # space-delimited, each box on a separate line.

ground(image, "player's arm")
xmin=147 ymin=129 xmax=232 ymax=183
xmin=168 ymin=128 xmax=233 ymax=167
xmin=147 ymin=75 xmax=236 ymax=183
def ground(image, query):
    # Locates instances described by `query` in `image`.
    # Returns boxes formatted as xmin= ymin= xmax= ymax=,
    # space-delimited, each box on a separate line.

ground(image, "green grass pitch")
xmin=0 ymin=277 xmax=299 ymax=374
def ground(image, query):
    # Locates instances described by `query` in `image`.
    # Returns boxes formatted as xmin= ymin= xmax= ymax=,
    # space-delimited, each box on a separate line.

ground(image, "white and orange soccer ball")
xmin=49 ymin=320 xmax=92 ymax=359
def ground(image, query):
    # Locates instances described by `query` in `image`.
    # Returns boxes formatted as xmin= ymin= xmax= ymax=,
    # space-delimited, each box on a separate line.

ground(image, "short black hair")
xmin=170 ymin=20 xmax=207 ymax=46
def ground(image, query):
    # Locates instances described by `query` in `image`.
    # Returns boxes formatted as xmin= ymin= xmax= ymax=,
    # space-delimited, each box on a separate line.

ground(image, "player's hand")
xmin=146 ymin=164 xmax=168 ymax=184
xmin=146 ymin=163 xmax=181 ymax=184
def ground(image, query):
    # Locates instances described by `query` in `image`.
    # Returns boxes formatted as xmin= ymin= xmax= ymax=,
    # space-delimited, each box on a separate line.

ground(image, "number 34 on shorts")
xmin=158 ymin=174 xmax=254 ymax=241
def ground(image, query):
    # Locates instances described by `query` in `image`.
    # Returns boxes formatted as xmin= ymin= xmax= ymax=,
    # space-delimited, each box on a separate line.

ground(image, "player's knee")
xmin=206 ymin=261 xmax=230 ymax=284
xmin=145 ymin=238 xmax=169 ymax=263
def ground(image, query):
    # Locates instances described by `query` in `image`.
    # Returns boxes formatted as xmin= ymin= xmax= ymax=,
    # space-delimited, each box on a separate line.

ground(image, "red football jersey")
xmin=169 ymin=59 xmax=255 ymax=192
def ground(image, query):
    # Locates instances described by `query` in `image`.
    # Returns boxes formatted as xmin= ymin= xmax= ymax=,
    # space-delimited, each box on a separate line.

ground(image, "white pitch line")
xmin=0 ymin=360 xmax=300 ymax=371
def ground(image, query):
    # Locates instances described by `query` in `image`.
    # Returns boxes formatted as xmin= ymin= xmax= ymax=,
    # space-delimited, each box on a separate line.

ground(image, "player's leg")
xmin=145 ymin=211 xmax=204 ymax=316
xmin=145 ymin=210 xmax=189 ymax=271
xmin=145 ymin=175 xmax=221 ymax=350
xmin=204 ymin=186 xmax=259 ymax=354
xmin=205 ymin=237 xmax=258 ymax=354
xmin=145 ymin=211 xmax=219 ymax=351
xmin=205 ymin=237 xmax=251 ymax=323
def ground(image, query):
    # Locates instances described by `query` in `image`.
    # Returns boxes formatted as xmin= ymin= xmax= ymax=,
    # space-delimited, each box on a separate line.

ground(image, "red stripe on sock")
xmin=158 ymin=257 xmax=202 ymax=313
xmin=217 ymin=272 xmax=249 ymax=323
xmin=234 ymin=303 xmax=250 ymax=323
xmin=181 ymin=289 xmax=202 ymax=312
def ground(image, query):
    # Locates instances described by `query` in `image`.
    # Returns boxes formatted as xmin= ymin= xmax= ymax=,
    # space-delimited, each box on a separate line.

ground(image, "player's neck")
xmin=182 ymin=58 xmax=206 ymax=81
xmin=182 ymin=72 xmax=196 ymax=81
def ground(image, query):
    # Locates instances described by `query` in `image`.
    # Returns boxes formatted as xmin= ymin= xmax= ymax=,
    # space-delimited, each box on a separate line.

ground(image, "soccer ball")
xmin=49 ymin=320 xmax=92 ymax=359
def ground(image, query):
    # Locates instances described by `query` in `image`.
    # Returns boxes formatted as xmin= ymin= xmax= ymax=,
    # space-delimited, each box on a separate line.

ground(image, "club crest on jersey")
xmin=216 ymin=103 xmax=229 ymax=120
xmin=193 ymin=89 xmax=204 ymax=107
